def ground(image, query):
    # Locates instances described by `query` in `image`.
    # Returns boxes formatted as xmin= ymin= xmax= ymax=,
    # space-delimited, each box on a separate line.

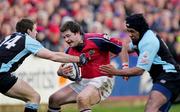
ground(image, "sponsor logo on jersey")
xmin=140 ymin=51 xmax=149 ymax=64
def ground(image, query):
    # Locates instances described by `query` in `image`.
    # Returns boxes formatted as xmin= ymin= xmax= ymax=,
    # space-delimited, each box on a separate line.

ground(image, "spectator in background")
xmin=47 ymin=23 xmax=61 ymax=51
xmin=0 ymin=21 xmax=12 ymax=41
xmin=89 ymin=21 xmax=103 ymax=33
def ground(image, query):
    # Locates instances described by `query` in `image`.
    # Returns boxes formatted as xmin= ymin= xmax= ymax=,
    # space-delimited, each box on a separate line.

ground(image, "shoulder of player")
xmin=8 ymin=32 xmax=26 ymax=42
xmin=24 ymin=33 xmax=34 ymax=39
xmin=139 ymin=30 xmax=159 ymax=49
xmin=11 ymin=32 xmax=32 ymax=42
xmin=84 ymin=33 xmax=124 ymax=47
xmin=84 ymin=33 xmax=110 ymax=40
xmin=142 ymin=30 xmax=157 ymax=41
xmin=24 ymin=33 xmax=39 ymax=42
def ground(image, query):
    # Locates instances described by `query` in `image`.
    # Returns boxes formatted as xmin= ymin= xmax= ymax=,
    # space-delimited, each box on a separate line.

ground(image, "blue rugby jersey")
xmin=0 ymin=32 xmax=44 ymax=73
xmin=133 ymin=30 xmax=180 ymax=79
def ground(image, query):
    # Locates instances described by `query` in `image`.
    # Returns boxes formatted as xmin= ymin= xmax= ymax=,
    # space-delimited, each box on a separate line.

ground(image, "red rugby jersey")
xmin=67 ymin=33 xmax=122 ymax=78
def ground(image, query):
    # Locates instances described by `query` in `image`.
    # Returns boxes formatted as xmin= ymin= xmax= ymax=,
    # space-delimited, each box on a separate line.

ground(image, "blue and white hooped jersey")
xmin=0 ymin=32 xmax=44 ymax=73
xmin=135 ymin=30 xmax=179 ymax=78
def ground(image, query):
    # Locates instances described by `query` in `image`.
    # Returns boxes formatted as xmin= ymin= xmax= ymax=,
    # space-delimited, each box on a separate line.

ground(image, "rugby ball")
xmin=63 ymin=63 xmax=81 ymax=81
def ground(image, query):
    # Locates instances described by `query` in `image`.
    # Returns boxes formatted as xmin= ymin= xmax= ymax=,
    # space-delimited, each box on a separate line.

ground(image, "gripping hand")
xmin=78 ymin=53 xmax=89 ymax=66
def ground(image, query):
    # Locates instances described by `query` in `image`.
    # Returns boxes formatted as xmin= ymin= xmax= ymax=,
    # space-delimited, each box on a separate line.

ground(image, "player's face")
xmin=62 ymin=30 xmax=83 ymax=47
xmin=126 ymin=28 xmax=140 ymax=43
xmin=28 ymin=24 xmax=38 ymax=39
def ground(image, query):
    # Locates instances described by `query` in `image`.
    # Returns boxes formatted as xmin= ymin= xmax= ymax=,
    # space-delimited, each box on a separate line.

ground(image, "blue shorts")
xmin=152 ymin=84 xmax=172 ymax=112
xmin=152 ymin=72 xmax=180 ymax=112
xmin=0 ymin=72 xmax=18 ymax=94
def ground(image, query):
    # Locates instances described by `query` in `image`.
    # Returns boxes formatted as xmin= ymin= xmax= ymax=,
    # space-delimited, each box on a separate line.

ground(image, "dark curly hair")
xmin=126 ymin=14 xmax=149 ymax=37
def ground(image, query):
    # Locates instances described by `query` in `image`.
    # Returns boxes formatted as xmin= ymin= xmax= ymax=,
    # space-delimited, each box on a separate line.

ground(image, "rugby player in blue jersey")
xmin=0 ymin=19 xmax=87 ymax=112
xmin=99 ymin=14 xmax=180 ymax=112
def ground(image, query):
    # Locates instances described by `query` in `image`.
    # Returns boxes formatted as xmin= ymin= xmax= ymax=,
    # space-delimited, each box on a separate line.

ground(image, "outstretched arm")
xmin=100 ymin=43 xmax=144 ymax=77
xmin=36 ymin=48 xmax=84 ymax=63
xmin=99 ymin=64 xmax=144 ymax=76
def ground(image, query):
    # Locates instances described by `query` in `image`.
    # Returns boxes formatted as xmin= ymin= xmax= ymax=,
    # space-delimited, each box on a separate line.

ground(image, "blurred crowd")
xmin=0 ymin=0 xmax=179 ymax=62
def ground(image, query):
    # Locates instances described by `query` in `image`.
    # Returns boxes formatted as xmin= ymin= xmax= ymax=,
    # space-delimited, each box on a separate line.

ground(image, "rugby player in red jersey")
xmin=48 ymin=21 xmax=129 ymax=112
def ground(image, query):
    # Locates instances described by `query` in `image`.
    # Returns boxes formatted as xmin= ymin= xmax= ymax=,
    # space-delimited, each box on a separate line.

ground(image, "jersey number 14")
xmin=0 ymin=36 xmax=21 ymax=49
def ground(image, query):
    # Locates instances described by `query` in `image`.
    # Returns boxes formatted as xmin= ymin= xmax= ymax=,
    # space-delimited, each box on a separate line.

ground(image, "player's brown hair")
xmin=60 ymin=21 xmax=84 ymax=35
xmin=16 ymin=18 xmax=35 ymax=33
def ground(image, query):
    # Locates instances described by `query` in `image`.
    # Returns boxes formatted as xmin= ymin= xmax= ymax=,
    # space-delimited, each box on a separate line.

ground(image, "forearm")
xmin=36 ymin=48 xmax=89 ymax=64
xmin=117 ymin=67 xmax=144 ymax=76
xmin=119 ymin=46 xmax=129 ymax=68
xmin=53 ymin=52 xmax=79 ymax=63
xmin=36 ymin=48 xmax=79 ymax=63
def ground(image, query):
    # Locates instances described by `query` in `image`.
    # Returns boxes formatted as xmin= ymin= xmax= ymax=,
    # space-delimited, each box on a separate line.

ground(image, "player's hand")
xmin=78 ymin=50 xmax=95 ymax=66
xmin=78 ymin=53 xmax=89 ymax=66
xmin=99 ymin=64 xmax=119 ymax=75
xmin=57 ymin=64 xmax=73 ymax=78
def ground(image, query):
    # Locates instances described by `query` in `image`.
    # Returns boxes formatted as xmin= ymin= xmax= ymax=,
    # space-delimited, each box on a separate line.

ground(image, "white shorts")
xmin=69 ymin=76 xmax=115 ymax=101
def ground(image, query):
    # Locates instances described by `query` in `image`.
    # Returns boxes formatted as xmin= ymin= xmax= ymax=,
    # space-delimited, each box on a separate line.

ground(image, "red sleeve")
xmin=110 ymin=38 xmax=123 ymax=46
xmin=84 ymin=33 xmax=105 ymax=39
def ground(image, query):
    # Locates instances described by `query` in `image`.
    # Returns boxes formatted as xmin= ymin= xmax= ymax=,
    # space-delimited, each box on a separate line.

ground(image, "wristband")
xmin=122 ymin=62 xmax=129 ymax=69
